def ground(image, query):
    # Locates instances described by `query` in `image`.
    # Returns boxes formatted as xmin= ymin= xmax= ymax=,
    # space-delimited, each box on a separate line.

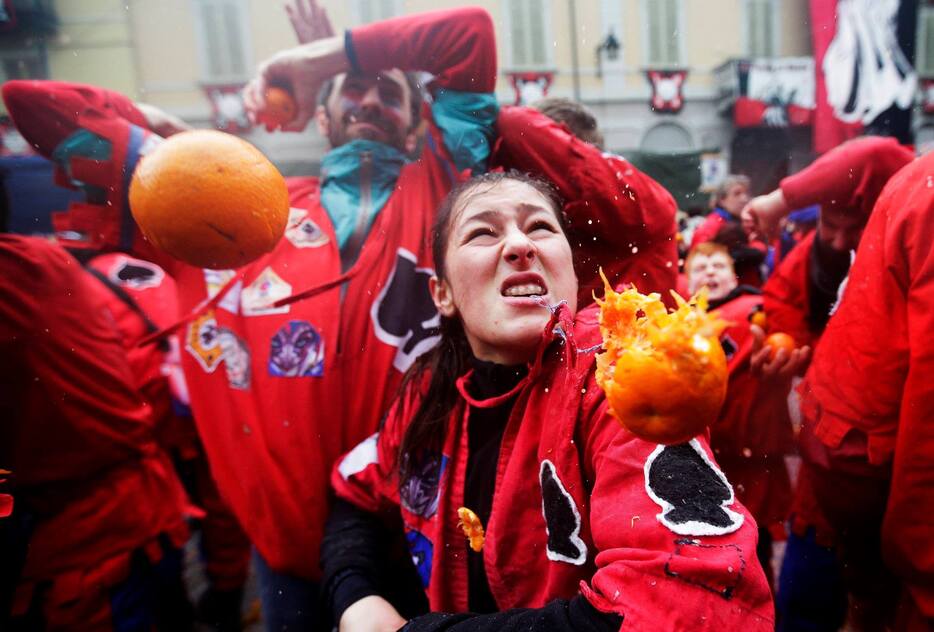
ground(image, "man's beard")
xmin=327 ymin=108 xmax=404 ymax=151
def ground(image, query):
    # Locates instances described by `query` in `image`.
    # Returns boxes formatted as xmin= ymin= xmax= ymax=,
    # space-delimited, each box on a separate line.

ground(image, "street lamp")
xmin=596 ymin=30 xmax=621 ymax=77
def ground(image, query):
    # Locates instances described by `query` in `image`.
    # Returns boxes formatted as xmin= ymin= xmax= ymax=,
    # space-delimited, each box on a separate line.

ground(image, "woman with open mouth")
xmin=323 ymin=171 xmax=775 ymax=632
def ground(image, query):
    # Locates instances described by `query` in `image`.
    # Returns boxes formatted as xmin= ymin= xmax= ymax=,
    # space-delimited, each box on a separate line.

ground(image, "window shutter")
xmin=197 ymin=0 xmax=249 ymax=81
xmin=920 ymin=7 xmax=934 ymax=74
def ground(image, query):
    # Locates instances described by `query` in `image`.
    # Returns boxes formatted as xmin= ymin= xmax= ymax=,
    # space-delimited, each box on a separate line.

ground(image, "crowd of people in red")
xmin=1 ymin=2 xmax=931 ymax=632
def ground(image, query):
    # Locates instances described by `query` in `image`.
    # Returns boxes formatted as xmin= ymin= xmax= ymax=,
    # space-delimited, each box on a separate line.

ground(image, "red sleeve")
xmin=2 ymin=80 xmax=180 ymax=271
xmin=779 ymin=136 xmax=913 ymax=222
xmin=2 ymin=80 xmax=147 ymax=160
xmin=878 ymin=158 xmax=934 ymax=618
xmin=762 ymin=232 xmax=816 ymax=347
xmin=576 ymin=381 xmax=775 ymax=629
xmin=492 ymin=106 xmax=678 ymax=302
xmin=348 ymin=7 xmax=496 ymax=92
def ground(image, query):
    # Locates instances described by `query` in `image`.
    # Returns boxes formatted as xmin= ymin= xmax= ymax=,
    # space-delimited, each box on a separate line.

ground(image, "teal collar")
xmin=320 ymin=139 xmax=407 ymax=250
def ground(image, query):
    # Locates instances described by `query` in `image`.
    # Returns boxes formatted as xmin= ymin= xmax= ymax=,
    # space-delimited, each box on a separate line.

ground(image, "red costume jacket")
xmin=85 ymin=253 xmax=251 ymax=589
xmin=332 ymin=305 xmax=775 ymax=630
xmin=490 ymin=108 xmax=679 ymax=304
xmin=0 ymin=235 xmax=188 ymax=615
xmin=799 ymin=152 xmax=933 ymax=619
xmin=709 ymin=290 xmax=793 ymax=536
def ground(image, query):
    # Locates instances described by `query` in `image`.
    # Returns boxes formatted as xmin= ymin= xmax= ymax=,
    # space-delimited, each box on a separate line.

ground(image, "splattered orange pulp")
xmin=595 ymin=272 xmax=729 ymax=445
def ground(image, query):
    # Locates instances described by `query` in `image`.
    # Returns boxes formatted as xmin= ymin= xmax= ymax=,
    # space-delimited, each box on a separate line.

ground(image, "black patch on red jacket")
xmin=539 ymin=460 xmax=587 ymax=565
xmin=720 ymin=334 xmax=738 ymax=361
xmin=371 ymin=249 xmax=441 ymax=372
xmin=665 ymin=539 xmax=745 ymax=599
xmin=645 ymin=441 xmax=743 ymax=535
xmin=111 ymin=260 xmax=162 ymax=289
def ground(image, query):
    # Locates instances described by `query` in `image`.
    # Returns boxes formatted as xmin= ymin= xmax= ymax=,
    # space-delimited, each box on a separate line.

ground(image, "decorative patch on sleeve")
xmin=268 ymin=320 xmax=324 ymax=377
xmin=665 ymin=538 xmax=745 ymax=599
xmin=108 ymin=256 xmax=163 ymax=290
xmin=539 ymin=459 xmax=588 ymax=565
xmin=285 ymin=208 xmax=329 ymax=249
xmin=216 ymin=329 xmax=251 ymax=390
xmin=185 ymin=311 xmax=251 ymax=389
xmin=399 ymin=453 xmax=447 ymax=519
xmin=644 ymin=439 xmax=744 ymax=536
xmin=405 ymin=527 xmax=434 ymax=588
xmin=370 ymin=248 xmax=441 ymax=372
xmin=203 ymin=269 xmax=241 ymax=314
xmin=241 ymin=267 xmax=291 ymax=316
xmin=337 ymin=433 xmax=379 ymax=480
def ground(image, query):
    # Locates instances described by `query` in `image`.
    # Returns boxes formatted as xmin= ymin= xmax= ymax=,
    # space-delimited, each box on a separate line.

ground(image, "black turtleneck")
xmin=463 ymin=358 xmax=527 ymax=613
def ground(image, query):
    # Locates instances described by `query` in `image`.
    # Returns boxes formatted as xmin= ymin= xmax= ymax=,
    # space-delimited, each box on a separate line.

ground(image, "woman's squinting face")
xmin=431 ymin=179 xmax=578 ymax=365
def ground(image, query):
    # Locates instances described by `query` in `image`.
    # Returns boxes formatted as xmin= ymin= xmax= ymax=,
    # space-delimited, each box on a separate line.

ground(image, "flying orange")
xmin=129 ymin=129 xmax=289 ymax=269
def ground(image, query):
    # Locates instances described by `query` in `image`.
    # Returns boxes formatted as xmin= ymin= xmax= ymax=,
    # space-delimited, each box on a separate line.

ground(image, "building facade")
xmin=0 ymin=1 xmax=927 ymax=203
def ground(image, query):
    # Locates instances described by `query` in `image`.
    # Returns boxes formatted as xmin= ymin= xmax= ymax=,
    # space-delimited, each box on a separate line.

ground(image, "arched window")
xmin=640 ymin=122 xmax=694 ymax=152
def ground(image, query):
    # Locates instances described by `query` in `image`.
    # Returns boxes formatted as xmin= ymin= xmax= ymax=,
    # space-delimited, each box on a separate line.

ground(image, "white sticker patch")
xmin=285 ymin=207 xmax=329 ymax=249
xmin=204 ymin=269 xmax=241 ymax=315
xmin=241 ymin=267 xmax=291 ymax=316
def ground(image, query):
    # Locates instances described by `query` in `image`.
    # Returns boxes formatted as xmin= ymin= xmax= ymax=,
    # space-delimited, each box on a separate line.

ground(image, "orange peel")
xmin=457 ymin=506 xmax=485 ymax=553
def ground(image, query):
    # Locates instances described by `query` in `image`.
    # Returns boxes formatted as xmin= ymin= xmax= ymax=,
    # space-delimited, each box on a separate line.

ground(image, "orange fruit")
xmin=595 ymin=273 xmax=730 ymax=445
xmin=750 ymin=310 xmax=767 ymax=329
xmin=257 ymin=87 xmax=297 ymax=128
xmin=765 ymin=332 xmax=796 ymax=361
xmin=129 ymin=129 xmax=289 ymax=269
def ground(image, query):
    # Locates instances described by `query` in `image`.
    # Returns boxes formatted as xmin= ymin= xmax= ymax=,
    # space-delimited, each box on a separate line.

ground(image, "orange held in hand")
xmin=764 ymin=332 xmax=796 ymax=361
xmin=257 ymin=86 xmax=298 ymax=128
xmin=750 ymin=309 xmax=767 ymax=329
xmin=457 ymin=507 xmax=485 ymax=553
xmin=595 ymin=273 xmax=730 ymax=445
xmin=129 ymin=130 xmax=289 ymax=269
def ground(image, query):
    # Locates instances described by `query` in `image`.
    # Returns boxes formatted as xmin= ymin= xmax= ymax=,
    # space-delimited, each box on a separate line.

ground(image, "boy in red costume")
xmin=691 ymin=175 xmax=752 ymax=248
